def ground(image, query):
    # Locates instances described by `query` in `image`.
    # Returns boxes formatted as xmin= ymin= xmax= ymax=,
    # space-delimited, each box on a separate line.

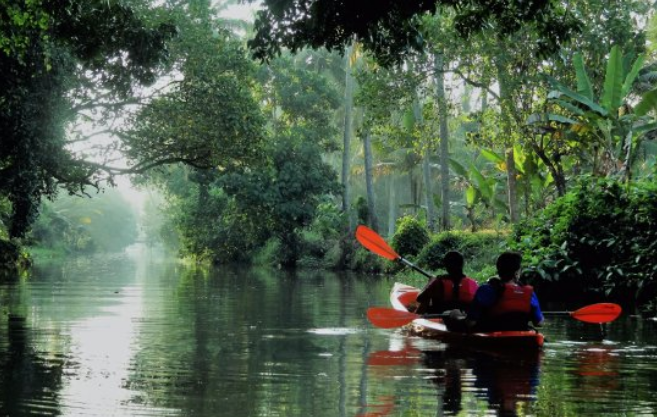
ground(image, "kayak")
xmin=390 ymin=282 xmax=545 ymax=350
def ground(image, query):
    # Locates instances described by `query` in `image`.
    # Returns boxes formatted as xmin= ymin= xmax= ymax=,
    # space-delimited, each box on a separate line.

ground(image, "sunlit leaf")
xmin=465 ymin=185 xmax=476 ymax=207
xmin=480 ymin=148 xmax=504 ymax=164
xmin=513 ymin=144 xmax=525 ymax=175
xmin=469 ymin=163 xmax=491 ymax=200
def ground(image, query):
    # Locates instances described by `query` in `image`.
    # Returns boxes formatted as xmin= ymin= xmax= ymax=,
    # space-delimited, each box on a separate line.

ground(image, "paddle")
xmin=355 ymin=225 xmax=433 ymax=278
xmin=542 ymin=303 xmax=622 ymax=324
xmin=367 ymin=303 xmax=622 ymax=329
xmin=367 ymin=307 xmax=449 ymax=328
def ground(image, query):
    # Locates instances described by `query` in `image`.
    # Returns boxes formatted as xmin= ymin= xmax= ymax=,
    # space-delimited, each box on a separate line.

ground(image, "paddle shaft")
xmin=399 ymin=257 xmax=433 ymax=279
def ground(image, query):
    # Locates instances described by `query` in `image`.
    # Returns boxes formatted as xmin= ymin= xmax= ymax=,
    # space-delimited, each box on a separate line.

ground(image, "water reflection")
xmin=2 ymin=249 xmax=657 ymax=416
xmin=0 ymin=314 xmax=64 ymax=416
xmin=363 ymin=340 xmax=542 ymax=417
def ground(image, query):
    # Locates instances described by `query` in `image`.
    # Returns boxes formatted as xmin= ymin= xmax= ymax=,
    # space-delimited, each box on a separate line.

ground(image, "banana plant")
xmin=449 ymin=157 xmax=505 ymax=231
xmin=528 ymin=46 xmax=657 ymax=181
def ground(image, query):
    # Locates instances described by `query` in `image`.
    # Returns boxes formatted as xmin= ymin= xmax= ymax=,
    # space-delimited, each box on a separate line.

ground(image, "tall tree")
xmin=434 ymin=50 xmax=451 ymax=231
xmin=362 ymin=129 xmax=379 ymax=232
xmin=341 ymin=42 xmax=355 ymax=228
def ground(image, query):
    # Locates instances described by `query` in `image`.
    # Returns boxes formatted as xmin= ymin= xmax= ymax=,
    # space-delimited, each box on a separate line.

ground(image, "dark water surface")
xmin=1 ymin=246 xmax=656 ymax=416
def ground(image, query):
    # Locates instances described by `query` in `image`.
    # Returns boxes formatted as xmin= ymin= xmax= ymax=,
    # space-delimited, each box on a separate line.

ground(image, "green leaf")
xmin=513 ymin=143 xmax=526 ymax=175
xmin=634 ymin=121 xmax=657 ymax=135
xmin=402 ymin=108 xmax=415 ymax=131
xmin=601 ymin=45 xmax=623 ymax=114
xmin=466 ymin=185 xmax=477 ymax=207
xmin=547 ymin=76 xmax=608 ymax=116
xmin=552 ymin=99 xmax=586 ymax=116
xmin=635 ymin=88 xmax=657 ymax=117
xmin=449 ymin=158 xmax=469 ymax=179
xmin=480 ymin=148 xmax=505 ymax=164
xmin=469 ymin=163 xmax=491 ymax=199
xmin=621 ymin=54 xmax=645 ymax=99
xmin=573 ymin=52 xmax=594 ymax=100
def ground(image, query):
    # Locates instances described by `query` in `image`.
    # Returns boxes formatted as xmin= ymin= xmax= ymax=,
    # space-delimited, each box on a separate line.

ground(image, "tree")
xmin=247 ymin=0 xmax=579 ymax=65
xmin=122 ymin=31 xmax=265 ymax=172
xmin=341 ymin=43 xmax=355 ymax=228
xmin=221 ymin=136 xmax=340 ymax=267
xmin=0 ymin=0 xmax=175 ymax=239
xmin=534 ymin=46 xmax=657 ymax=182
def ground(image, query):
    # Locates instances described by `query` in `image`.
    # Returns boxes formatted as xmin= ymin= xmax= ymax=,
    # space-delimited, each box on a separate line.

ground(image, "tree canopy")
xmin=247 ymin=0 xmax=580 ymax=65
xmin=0 ymin=0 xmax=175 ymax=238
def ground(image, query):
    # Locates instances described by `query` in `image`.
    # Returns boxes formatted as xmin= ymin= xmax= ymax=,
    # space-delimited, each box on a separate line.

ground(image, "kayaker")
xmin=464 ymin=251 xmax=544 ymax=332
xmin=414 ymin=251 xmax=478 ymax=317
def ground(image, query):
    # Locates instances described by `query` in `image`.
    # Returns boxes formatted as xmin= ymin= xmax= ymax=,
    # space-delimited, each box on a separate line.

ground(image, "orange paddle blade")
xmin=570 ymin=303 xmax=622 ymax=324
xmin=367 ymin=307 xmax=419 ymax=328
xmin=356 ymin=225 xmax=399 ymax=261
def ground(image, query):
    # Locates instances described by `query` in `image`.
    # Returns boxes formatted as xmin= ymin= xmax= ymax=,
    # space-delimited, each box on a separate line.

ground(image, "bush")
xmin=511 ymin=177 xmax=657 ymax=311
xmin=351 ymin=246 xmax=385 ymax=273
xmin=416 ymin=230 xmax=506 ymax=281
xmin=391 ymin=216 xmax=429 ymax=258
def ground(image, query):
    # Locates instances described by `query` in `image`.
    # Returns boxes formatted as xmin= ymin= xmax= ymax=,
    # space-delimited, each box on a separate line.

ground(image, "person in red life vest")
xmin=414 ymin=251 xmax=478 ymax=317
xmin=464 ymin=251 xmax=544 ymax=332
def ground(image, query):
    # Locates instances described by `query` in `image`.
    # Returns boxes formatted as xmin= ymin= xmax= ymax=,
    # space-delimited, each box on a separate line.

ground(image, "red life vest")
xmin=441 ymin=277 xmax=478 ymax=305
xmin=488 ymin=283 xmax=533 ymax=316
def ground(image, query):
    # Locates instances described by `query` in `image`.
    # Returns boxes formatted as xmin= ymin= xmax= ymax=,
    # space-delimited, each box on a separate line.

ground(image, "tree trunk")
xmin=413 ymin=95 xmax=435 ymax=232
xmin=342 ymin=43 xmax=354 ymax=230
xmin=533 ymin=145 xmax=567 ymax=196
xmin=388 ymin=175 xmax=396 ymax=236
xmin=363 ymin=130 xmax=379 ymax=232
xmin=434 ymin=51 xmax=451 ymax=231
xmin=497 ymin=68 xmax=519 ymax=223
xmin=505 ymin=146 xmax=519 ymax=223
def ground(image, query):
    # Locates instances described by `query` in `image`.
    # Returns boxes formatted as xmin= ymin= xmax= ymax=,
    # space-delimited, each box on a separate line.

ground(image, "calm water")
xmin=1 ymin=245 xmax=656 ymax=417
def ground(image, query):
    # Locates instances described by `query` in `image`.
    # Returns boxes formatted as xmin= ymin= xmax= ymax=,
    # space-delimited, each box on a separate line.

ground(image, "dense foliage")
xmin=248 ymin=0 xmax=579 ymax=65
xmin=416 ymin=230 xmax=505 ymax=278
xmin=133 ymin=22 xmax=343 ymax=267
xmin=0 ymin=0 xmax=174 ymax=239
xmin=221 ymin=136 xmax=341 ymax=267
xmin=511 ymin=177 xmax=657 ymax=312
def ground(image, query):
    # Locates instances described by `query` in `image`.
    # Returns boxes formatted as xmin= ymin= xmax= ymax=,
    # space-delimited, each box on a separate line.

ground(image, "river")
xmin=1 ymin=245 xmax=656 ymax=416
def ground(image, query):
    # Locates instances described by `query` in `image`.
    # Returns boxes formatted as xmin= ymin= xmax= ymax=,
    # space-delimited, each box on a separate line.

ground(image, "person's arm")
xmin=529 ymin=292 xmax=544 ymax=327
xmin=414 ymin=278 xmax=438 ymax=314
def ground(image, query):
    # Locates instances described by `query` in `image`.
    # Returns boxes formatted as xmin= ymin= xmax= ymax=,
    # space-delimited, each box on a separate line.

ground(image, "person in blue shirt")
xmin=464 ymin=251 xmax=543 ymax=332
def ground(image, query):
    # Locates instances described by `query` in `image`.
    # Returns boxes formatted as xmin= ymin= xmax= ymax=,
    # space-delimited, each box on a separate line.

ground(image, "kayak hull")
xmin=390 ymin=282 xmax=544 ymax=349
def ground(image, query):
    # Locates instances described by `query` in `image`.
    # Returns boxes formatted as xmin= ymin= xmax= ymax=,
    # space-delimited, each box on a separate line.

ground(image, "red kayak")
xmin=389 ymin=282 xmax=545 ymax=350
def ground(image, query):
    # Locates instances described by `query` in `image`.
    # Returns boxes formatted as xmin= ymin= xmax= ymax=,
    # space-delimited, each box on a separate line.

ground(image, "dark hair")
xmin=496 ymin=251 xmax=522 ymax=280
xmin=443 ymin=251 xmax=464 ymax=274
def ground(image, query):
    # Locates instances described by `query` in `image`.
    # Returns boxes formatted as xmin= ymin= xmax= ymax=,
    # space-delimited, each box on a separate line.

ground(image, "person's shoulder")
xmin=475 ymin=281 xmax=496 ymax=294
